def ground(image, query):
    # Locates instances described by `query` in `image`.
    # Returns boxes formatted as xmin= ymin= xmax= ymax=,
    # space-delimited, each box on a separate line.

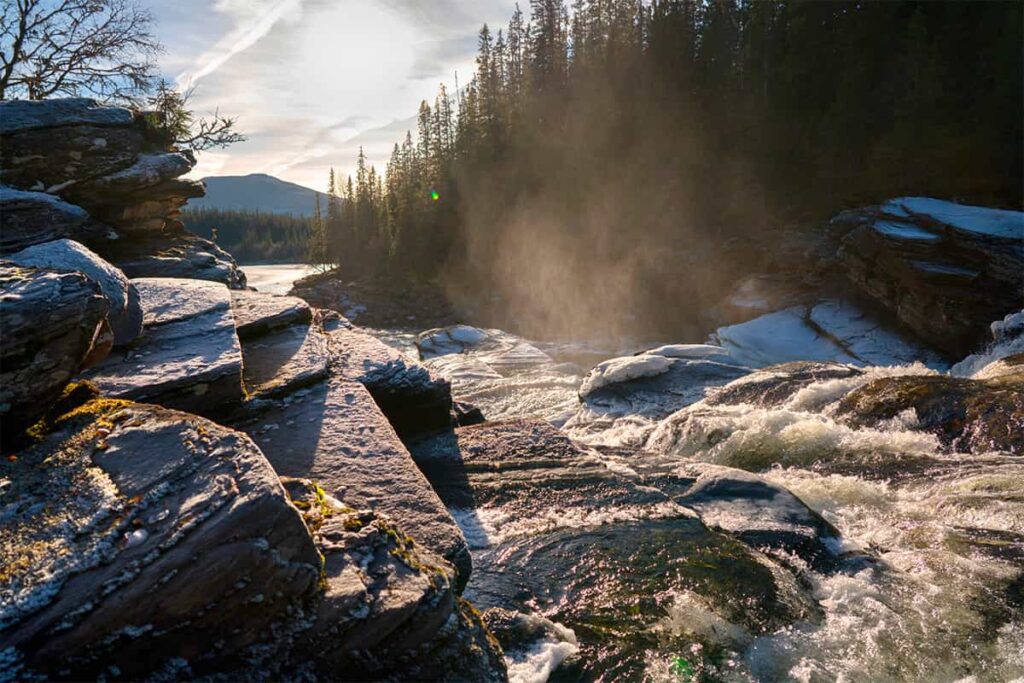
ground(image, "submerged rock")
xmin=0 ymin=265 xmax=109 ymax=435
xmin=0 ymin=396 xmax=322 ymax=680
xmin=7 ymin=239 xmax=143 ymax=345
xmin=564 ymin=346 xmax=750 ymax=447
xmin=835 ymin=371 xmax=1024 ymax=455
xmin=836 ymin=197 xmax=1024 ymax=357
xmin=410 ymin=419 xmax=828 ymax=679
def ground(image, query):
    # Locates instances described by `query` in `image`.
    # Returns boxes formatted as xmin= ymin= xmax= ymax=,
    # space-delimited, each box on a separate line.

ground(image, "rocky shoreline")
xmin=2 ymin=98 xmax=1023 ymax=681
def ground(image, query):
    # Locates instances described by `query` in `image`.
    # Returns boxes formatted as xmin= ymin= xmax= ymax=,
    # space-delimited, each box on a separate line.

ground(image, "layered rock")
xmin=231 ymin=377 xmax=472 ymax=586
xmin=0 ymin=265 xmax=109 ymax=435
xmin=0 ymin=187 xmax=100 ymax=253
xmin=0 ymin=98 xmax=245 ymax=288
xmin=330 ymin=326 xmax=453 ymax=438
xmin=7 ymin=239 xmax=143 ymax=345
xmin=81 ymin=278 xmax=243 ymax=417
xmin=0 ymin=394 xmax=322 ymax=680
xmin=836 ymin=197 xmax=1024 ymax=357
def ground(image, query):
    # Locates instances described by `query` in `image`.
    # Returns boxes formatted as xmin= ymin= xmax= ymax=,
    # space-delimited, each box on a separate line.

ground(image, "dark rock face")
xmin=7 ymin=239 xmax=143 ymax=345
xmin=0 ymin=98 xmax=246 ymax=288
xmin=836 ymin=197 xmax=1024 ymax=357
xmin=0 ymin=265 xmax=108 ymax=435
xmin=0 ymin=398 xmax=322 ymax=681
xmin=330 ymin=326 xmax=454 ymax=439
xmin=835 ymin=371 xmax=1024 ymax=455
xmin=0 ymin=187 xmax=99 ymax=254
xmin=81 ymin=278 xmax=243 ymax=417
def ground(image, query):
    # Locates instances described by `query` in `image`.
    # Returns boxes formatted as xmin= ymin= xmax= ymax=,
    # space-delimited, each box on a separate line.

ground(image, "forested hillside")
xmin=311 ymin=0 xmax=1022 ymax=337
xmin=184 ymin=208 xmax=311 ymax=263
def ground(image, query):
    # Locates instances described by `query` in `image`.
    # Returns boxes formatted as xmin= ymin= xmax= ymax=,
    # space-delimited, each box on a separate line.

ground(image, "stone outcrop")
xmin=0 ymin=265 xmax=109 ymax=435
xmin=0 ymin=394 xmax=322 ymax=680
xmin=231 ymin=290 xmax=312 ymax=340
xmin=330 ymin=326 xmax=453 ymax=438
xmin=81 ymin=278 xmax=243 ymax=417
xmin=231 ymin=377 xmax=472 ymax=586
xmin=0 ymin=98 xmax=245 ymax=288
xmin=7 ymin=239 xmax=143 ymax=345
xmin=0 ymin=187 xmax=100 ymax=253
xmin=836 ymin=197 xmax=1024 ymax=357
xmin=241 ymin=315 xmax=331 ymax=399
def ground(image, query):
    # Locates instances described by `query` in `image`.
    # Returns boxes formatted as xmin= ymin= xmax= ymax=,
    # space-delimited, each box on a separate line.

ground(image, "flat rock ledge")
xmin=80 ymin=278 xmax=243 ymax=417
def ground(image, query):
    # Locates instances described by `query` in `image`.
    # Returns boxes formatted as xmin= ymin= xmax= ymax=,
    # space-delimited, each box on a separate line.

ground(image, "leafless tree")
xmin=0 ymin=0 xmax=160 ymax=101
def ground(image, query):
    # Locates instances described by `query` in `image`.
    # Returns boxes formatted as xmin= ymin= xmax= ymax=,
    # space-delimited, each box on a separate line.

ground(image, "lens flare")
xmin=431 ymin=190 xmax=440 ymax=201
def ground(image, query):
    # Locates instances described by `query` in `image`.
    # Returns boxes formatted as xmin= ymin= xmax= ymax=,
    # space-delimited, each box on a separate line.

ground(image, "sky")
xmin=148 ymin=0 xmax=518 ymax=191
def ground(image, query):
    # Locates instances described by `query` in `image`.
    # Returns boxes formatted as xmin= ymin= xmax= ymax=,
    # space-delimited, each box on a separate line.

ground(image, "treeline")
xmin=184 ymin=208 xmax=311 ymax=263
xmin=314 ymin=0 xmax=1022 ymax=337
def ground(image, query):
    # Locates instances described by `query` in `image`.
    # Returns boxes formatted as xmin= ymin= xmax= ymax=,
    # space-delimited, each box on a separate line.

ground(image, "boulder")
xmin=835 ymin=372 xmax=1024 ymax=455
xmin=230 ymin=377 xmax=471 ymax=586
xmin=330 ymin=326 xmax=453 ymax=438
xmin=0 ymin=98 xmax=134 ymax=134
xmin=0 ymin=395 xmax=322 ymax=680
xmin=705 ymin=361 xmax=863 ymax=408
xmin=7 ymin=239 xmax=143 ymax=345
xmin=0 ymin=265 xmax=108 ymax=435
xmin=564 ymin=346 xmax=750 ymax=447
xmin=81 ymin=278 xmax=243 ymax=417
xmin=836 ymin=197 xmax=1024 ymax=357
xmin=231 ymin=290 xmax=312 ymax=340
xmin=0 ymin=187 xmax=98 ymax=254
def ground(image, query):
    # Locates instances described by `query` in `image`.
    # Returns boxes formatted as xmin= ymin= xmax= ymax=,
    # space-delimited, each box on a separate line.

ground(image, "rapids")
xmin=241 ymin=267 xmax=1023 ymax=682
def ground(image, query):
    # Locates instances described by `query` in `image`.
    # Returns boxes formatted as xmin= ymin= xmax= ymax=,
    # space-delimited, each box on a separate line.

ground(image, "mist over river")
xmin=240 ymin=263 xmax=1024 ymax=682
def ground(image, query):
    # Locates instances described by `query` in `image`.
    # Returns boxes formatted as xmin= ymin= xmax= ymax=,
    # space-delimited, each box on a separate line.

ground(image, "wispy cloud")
xmin=176 ymin=0 xmax=303 ymax=87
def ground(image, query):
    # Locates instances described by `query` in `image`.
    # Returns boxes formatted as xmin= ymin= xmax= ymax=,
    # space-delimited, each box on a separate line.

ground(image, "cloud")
xmin=175 ymin=0 xmax=303 ymax=87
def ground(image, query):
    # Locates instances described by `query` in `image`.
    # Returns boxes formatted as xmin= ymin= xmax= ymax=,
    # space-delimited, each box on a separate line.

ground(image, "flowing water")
xmin=241 ymin=265 xmax=1024 ymax=682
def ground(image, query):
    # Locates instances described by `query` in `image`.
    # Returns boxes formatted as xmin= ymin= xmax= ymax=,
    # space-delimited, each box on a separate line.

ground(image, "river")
xmin=239 ymin=263 xmax=1024 ymax=682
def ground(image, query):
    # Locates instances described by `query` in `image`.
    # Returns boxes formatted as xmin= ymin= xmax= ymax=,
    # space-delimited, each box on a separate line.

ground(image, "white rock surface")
xmin=8 ymin=239 xmax=142 ymax=345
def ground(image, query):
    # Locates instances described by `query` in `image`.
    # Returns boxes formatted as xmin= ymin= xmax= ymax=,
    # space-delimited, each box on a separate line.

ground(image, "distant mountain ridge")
xmin=187 ymin=174 xmax=324 ymax=217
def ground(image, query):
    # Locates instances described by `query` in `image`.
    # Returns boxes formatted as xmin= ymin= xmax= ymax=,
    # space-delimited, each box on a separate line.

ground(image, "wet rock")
xmin=7 ymin=239 xmax=142 ymax=345
xmin=705 ymin=361 xmax=863 ymax=408
xmin=835 ymin=372 xmax=1024 ymax=455
xmin=231 ymin=377 xmax=471 ymax=586
xmin=471 ymin=518 xmax=819 ymax=679
xmin=330 ymin=327 xmax=453 ymax=438
xmin=836 ymin=197 xmax=1024 ymax=357
xmin=241 ymin=319 xmax=331 ymax=398
xmin=564 ymin=347 xmax=750 ymax=447
xmin=0 ymin=397 xmax=322 ymax=681
xmin=952 ymin=310 xmax=1024 ymax=377
xmin=231 ymin=290 xmax=312 ymax=340
xmin=98 ymin=230 xmax=248 ymax=289
xmin=652 ymin=463 xmax=855 ymax=572
xmin=281 ymin=480 xmax=506 ymax=682
xmin=0 ymin=187 xmax=96 ymax=254
xmin=0 ymin=265 xmax=108 ymax=435
xmin=81 ymin=278 xmax=243 ymax=417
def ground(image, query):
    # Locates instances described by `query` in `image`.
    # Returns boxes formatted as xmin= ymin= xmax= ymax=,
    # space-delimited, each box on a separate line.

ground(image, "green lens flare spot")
xmin=670 ymin=656 xmax=694 ymax=679
xmin=430 ymin=190 xmax=440 ymax=201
